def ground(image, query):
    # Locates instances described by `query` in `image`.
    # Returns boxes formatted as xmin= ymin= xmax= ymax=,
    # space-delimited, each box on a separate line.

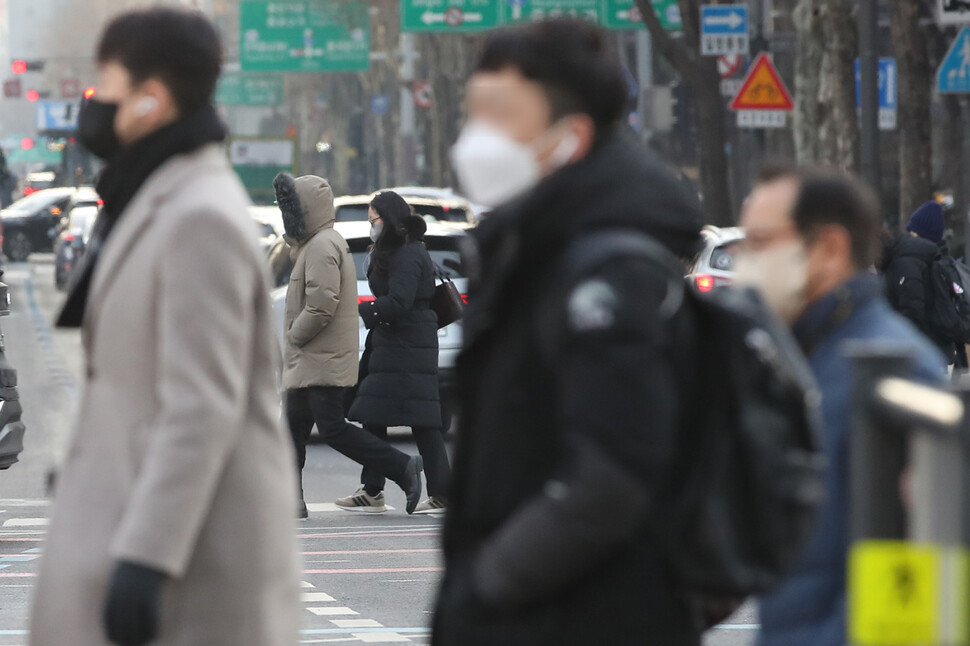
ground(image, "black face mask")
xmin=78 ymin=98 xmax=121 ymax=160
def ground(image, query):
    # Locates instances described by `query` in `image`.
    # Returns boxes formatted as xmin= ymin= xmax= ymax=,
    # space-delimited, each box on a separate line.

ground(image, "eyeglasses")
xmin=369 ymin=216 xmax=382 ymax=225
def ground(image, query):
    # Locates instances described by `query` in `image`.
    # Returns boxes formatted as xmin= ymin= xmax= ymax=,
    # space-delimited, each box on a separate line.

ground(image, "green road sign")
xmin=229 ymin=137 xmax=297 ymax=203
xmin=215 ymin=73 xmax=284 ymax=106
xmin=401 ymin=0 xmax=501 ymax=32
xmin=504 ymin=0 xmax=599 ymax=25
xmin=604 ymin=0 xmax=682 ymax=30
xmin=401 ymin=0 xmax=683 ymax=31
xmin=240 ymin=1 xmax=370 ymax=72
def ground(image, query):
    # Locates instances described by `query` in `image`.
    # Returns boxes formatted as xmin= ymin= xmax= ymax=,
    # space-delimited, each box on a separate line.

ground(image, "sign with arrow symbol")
xmin=700 ymin=4 xmax=749 ymax=56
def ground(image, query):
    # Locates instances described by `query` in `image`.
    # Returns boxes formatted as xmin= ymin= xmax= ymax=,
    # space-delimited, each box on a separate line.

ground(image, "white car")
xmin=686 ymin=225 xmax=745 ymax=293
xmin=266 ymin=221 xmax=468 ymax=426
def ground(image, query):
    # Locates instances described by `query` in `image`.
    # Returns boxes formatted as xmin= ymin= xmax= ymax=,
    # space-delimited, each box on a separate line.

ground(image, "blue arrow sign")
xmin=939 ymin=26 xmax=970 ymax=93
xmin=700 ymin=5 xmax=747 ymax=35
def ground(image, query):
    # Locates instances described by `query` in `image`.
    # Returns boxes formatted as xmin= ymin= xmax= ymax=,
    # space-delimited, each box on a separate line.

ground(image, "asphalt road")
xmin=0 ymin=255 xmax=756 ymax=645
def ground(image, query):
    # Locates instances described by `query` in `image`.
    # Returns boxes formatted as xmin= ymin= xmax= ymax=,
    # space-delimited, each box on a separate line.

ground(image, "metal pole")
xmin=858 ymin=0 xmax=880 ymax=193
xmin=636 ymin=29 xmax=653 ymax=144
xmin=848 ymin=345 xmax=912 ymax=542
xmin=962 ymin=98 xmax=970 ymax=261
xmin=399 ymin=32 xmax=418 ymax=186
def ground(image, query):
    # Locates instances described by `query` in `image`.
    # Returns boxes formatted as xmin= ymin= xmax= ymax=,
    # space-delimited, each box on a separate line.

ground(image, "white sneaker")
xmin=334 ymin=488 xmax=387 ymax=514
xmin=413 ymin=496 xmax=447 ymax=514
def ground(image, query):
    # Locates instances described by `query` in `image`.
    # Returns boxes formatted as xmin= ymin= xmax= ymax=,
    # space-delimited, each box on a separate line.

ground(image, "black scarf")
xmin=57 ymin=106 xmax=227 ymax=328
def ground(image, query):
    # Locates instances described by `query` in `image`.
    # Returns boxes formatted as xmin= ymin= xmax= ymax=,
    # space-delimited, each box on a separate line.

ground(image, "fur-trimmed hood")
xmin=273 ymin=173 xmax=335 ymax=244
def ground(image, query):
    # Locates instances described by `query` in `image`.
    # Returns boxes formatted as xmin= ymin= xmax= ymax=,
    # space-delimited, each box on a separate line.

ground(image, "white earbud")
xmin=136 ymin=96 xmax=158 ymax=117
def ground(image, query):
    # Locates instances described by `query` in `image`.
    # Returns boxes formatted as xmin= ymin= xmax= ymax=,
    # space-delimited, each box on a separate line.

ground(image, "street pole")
xmin=858 ymin=0 xmax=880 ymax=194
xmin=635 ymin=29 xmax=653 ymax=144
xmin=399 ymin=32 xmax=418 ymax=186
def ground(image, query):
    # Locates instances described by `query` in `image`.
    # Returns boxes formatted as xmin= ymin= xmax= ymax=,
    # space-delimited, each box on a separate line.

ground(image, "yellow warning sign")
xmin=729 ymin=53 xmax=795 ymax=111
xmin=849 ymin=541 xmax=950 ymax=646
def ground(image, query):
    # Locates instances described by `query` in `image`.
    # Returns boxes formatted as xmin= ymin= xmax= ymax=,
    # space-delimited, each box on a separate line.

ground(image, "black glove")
xmin=103 ymin=560 xmax=168 ymax=645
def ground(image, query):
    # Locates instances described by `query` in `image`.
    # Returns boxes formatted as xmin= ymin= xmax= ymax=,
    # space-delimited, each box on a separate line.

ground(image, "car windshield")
xmin=335 ymin=205 xmax=369 ymax=222
xmin=411 ymin=204 xmax=468 ymax=223
xmin=4 ymin=189 xmax=70 ymax=214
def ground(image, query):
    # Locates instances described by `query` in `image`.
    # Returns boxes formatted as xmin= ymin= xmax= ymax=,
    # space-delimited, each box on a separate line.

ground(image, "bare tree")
xmin=892 ymin=0 xmax=933 ymax=226
xmin=636 ymin=0 xmax=733 ymax=226
xmin=792 ymin=0 xmax=858 ymax=170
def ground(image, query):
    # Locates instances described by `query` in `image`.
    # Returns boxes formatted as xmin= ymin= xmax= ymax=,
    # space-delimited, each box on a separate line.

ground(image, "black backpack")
xmin=548 ymin=231 xmax=825 ymax=600
xmin=928 ymin=255 xmax=970 ymax=344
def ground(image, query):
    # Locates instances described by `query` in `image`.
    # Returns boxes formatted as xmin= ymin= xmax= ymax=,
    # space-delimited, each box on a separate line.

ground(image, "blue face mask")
xmin=370 ymin=221 xmax=383 ymax=242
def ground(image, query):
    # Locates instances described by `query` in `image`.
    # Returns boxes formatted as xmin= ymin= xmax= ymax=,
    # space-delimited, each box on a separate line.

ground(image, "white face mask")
xmin=450 ymin=120 xmax=579 ymax=208
xmin=734 ymin=241 xmax=810 ymax=324
xmin=369 ymin=222 xmax=383 ymax=242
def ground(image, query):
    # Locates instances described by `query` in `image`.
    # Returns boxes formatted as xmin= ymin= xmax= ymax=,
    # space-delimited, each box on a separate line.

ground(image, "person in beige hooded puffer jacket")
xmin=275 ymin=173 xmax=424 ymax=518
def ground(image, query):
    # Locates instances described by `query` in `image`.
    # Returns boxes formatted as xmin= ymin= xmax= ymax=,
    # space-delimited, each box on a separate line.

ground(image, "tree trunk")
xmin=792 ymin=0 xmax=823 ymax=164
xmin=816 ymin=0 xmax=859 ymax=171
xmin=892 ymin=0 xmax=933 ymax=227
xmin=637 ymin=0 xmax=734 ymax=225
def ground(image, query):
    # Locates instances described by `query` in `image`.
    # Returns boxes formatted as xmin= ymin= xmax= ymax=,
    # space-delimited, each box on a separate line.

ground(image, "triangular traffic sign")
xmin=938 ymin=26 xmax=970 ymax=94
xmin=730 ymin=53 xmax=794 ymax=111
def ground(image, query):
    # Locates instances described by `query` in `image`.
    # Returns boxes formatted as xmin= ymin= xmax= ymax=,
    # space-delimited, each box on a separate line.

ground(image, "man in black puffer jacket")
xmin=884 ymin=201 xmax=956 ymax=363
xmin=434 ymin=19 xmax=705 ymax=646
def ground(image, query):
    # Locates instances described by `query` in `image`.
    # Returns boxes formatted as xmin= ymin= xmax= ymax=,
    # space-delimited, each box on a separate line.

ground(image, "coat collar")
xmin=84 ymin=144 xmax=228 ymax=327
xmin=791 ymin=272 xmax=883 ymax=356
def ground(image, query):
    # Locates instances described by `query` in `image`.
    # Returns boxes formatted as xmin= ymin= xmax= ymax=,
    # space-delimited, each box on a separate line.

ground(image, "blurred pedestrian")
xmin=339 ymin=191 xmax=451 ymax=515
xmin=274 ymin=174 xmax=425 ymax=518
xmin=735 ymin=166 xmax=945 ymax=646
xmin=32 ymin=8 xmax=301 ymax=646
xmin=434 ymin=19 xmax=706 ymax=646
xmin=883 ymin=201 xmax=961 ymax=364
xmin=0 ymin=149 xmax=14 ymax=208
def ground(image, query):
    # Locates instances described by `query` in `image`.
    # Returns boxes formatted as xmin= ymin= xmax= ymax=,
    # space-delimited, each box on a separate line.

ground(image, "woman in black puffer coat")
xmin=340 ymin=191 xmax=451 ymax=514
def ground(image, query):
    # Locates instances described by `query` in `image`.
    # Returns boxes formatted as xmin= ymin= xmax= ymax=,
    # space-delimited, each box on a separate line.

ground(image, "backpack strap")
xmin=536 ymin=230 xmax=687 ymax=361
xmin=559 ymin=230 xmax=686 ymax=320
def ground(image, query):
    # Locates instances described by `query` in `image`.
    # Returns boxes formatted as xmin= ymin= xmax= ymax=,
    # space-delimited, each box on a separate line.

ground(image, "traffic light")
xmin=25 ymin=90 xmax=39 ymax=103
xmin=20 ymin=138 xmax=33 ymax=151
xmin=83 ymin=87 xmax=96 ymax=99
xmin=11 ymin=60 xmax=26 ymax=75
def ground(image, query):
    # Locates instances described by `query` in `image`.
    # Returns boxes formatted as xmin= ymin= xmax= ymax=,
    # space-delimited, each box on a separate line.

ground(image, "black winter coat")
xmin=433 ymin=135 xmax=705 ymax=646
xmin=884 ymin=234 xmax=954 ymax=361
xmin=350 ymin=241 xmax=441 ymax=428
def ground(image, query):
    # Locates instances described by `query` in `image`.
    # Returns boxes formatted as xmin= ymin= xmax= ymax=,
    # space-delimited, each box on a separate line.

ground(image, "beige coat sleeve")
xmin=287 ymin=236 xmax=342 ymax=348
xmin=109 ymin=211 xmax=256 ymax=577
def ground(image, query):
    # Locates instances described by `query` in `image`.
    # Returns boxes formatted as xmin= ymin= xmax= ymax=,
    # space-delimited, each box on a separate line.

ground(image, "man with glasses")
xmin=734 ymin=165 xmax=945 ymax=646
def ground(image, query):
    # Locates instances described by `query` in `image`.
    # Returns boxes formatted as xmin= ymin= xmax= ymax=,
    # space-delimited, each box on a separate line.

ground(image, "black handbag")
xmin=431 ymin=267 xmax=463 ymax=329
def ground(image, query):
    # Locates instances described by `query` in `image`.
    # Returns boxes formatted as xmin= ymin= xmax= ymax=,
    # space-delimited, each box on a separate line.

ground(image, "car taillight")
xmin=23 ymin=187 xmax=36 ymax=196
xmin=695 ymin=275 xmax=715 ymax=293
xmin=63 ymin=234 xmax=74 ymax=243
xmin=461 ymin=294 xmax=469 ymax=305
xmin=357 ymin=296 xmax=376 ymax=305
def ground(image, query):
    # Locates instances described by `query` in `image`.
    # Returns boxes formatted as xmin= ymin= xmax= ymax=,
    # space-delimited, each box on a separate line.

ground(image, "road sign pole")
xmin=859 ymin=0 xmax=880 ymax=195
xmin=399 ymin=32 xmax=418 ymax=185
xmin=636 ymin=29 xmax=653 ymax=142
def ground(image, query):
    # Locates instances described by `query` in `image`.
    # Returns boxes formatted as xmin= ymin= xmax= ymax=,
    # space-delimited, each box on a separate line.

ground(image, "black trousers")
xmin=362 ymin=425 xmax=450 ymax=498
xmin=286 ymin=386 xmax=410 ymax=499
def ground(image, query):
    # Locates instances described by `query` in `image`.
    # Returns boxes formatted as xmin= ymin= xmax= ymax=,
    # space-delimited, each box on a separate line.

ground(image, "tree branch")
xmin=636 ymin=0 xmax=697 ymax=80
